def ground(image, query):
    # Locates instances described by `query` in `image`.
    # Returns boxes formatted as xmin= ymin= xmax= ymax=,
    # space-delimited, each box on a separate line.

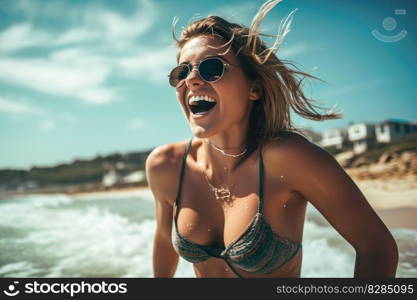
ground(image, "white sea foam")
xmin=1 ymin=193 xmax=73 ymax=210
xmin=73 ymin=188 xmax=154 ymax=202
xmin=0 ymin=194 xmax=415 ymax=278
xmin=0 ymin=261 xmax=44 ymax=277
xmin=301 ymin=220 xmax=355 ymax=277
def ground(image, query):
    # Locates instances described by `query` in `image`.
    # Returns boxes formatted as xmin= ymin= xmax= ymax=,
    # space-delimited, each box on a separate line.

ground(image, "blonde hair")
xmin=173 ymin=0 xmax=342 ymax=163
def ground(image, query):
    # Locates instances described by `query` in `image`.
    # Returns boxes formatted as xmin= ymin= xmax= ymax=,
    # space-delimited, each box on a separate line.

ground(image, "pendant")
xmin=213 ymin=187 xmax=231 ymax=202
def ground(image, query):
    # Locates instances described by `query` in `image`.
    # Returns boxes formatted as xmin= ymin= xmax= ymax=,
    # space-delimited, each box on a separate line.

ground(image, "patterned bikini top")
xmin=172 ymin=138 xmax=301 ymax=277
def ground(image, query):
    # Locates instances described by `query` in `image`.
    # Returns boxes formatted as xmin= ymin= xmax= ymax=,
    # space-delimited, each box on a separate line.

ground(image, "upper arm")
xmin=145 ymin=144 xmax=181 ymax=238
xmin=267 ymin=133 xmax=395 ymax=254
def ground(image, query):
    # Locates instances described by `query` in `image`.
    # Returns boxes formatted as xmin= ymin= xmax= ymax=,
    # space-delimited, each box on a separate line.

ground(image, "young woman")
xmin=146 ymin=0 xmax=398 ymax=278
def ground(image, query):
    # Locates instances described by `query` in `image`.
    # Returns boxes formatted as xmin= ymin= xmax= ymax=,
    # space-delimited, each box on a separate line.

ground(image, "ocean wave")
xmin=0 ymin=194 xmax=415 ymax=278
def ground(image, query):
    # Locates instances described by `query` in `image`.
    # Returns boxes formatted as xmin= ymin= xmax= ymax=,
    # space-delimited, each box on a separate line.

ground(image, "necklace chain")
xmin=204 ymin=173 xmax=235 ymax=203
xmin=199 ymin=159 xmax=236 ymax=204
xmin=200 ymin=140 xmax=245 ymax=203
xmin=207 ymin=140 xmax=247 ymax=158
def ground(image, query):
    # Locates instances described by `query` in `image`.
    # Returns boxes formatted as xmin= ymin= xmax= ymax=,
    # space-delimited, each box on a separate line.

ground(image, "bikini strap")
xmin=174 ymin=138 xmax=194 ymax=206
xmin=258 ymin=148 xmax=264 ymax=213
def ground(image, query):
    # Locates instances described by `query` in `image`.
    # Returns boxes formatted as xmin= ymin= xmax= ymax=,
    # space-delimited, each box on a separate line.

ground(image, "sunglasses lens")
xmin=200 ymin=58 xmax=224 ymax=82
xmin=169 ymin=65 xmax=189 ymax=87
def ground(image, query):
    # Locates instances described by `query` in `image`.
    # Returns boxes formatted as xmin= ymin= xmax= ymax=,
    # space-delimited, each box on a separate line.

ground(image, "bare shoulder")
xmin=263 ymin=131 xmax=330 ymax=163
xmin=145 ymin=139 xmax=191 ymax=205
xmin=262 ymin=131 xmax=341 ymax=191
xmin=145 ymin=139 xmax=189 ymax=174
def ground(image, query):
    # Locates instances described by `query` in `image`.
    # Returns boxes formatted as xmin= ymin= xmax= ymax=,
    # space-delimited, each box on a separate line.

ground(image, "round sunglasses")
xmin=168 ymin=57 xmax=233 ymax=88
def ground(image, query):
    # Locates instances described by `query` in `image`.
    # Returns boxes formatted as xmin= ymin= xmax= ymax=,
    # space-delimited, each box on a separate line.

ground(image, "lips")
xmin=188 ymin=95 xmax=217 ymax=115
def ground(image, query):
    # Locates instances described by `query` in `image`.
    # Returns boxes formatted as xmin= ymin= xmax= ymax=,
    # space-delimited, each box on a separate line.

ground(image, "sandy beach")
xmin=349 ymin=176 xmax=417 ymax=230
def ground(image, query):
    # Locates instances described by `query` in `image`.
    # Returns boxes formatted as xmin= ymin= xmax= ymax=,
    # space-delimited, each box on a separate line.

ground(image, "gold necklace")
xmin=204 ymin=172 xmax=235 ymax=204
xmin=207 ymin=140 xmax=247 ymax=158
xmin=200 ymin=163 xmax=236 ymax=204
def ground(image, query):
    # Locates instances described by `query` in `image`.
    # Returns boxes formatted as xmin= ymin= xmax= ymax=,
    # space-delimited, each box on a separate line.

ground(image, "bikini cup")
xmin=172 ymin=138 xmax=302 ymax=277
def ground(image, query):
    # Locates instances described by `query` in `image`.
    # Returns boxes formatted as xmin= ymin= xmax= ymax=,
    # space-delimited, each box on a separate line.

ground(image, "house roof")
xmin=381 ymin=118 xmax=417 ymax=125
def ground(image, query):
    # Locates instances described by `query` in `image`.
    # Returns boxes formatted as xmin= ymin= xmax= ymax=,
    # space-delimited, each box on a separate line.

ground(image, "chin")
xmin=190 ymin=124 xmax=216 ymax=139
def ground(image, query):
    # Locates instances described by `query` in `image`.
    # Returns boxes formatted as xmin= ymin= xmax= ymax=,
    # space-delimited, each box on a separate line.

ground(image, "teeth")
xmin=188 ymin=95 xmax=216 ymax=105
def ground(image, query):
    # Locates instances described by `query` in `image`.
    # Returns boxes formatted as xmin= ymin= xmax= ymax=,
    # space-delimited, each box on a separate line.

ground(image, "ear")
xmin=248 ymin=81 xmax=262 ymax=101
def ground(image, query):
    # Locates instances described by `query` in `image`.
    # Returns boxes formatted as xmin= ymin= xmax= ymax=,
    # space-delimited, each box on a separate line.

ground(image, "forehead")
xmin=178 ymin=35 xmax=236 ymax=64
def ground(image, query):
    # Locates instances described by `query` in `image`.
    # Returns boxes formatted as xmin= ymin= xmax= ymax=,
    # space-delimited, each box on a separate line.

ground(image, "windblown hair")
xmin=172 ymin=0 xmax=342 ymax=165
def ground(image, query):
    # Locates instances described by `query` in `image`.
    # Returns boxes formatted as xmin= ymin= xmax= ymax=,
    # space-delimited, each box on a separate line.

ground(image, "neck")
xmin=198 ymin=134 xmax=247 ymax=177
xmin=207 ymin=140 xmax=247 ymax=158
xmin=197 ymin=114 xmax=251 ymax=177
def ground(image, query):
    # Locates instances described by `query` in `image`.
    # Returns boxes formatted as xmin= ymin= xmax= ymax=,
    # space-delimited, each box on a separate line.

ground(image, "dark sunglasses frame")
xmin=168 ymin=57 xmax=234 ymax=88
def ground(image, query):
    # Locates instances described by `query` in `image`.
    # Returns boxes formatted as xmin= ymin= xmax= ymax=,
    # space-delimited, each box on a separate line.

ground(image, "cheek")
xmin=176 ymin=88 xmax=186 ymax=106
xmin=218 ymin=80 xmax=251 ymax=106
xmin=175 ymin=88 xmax=190 ymax=117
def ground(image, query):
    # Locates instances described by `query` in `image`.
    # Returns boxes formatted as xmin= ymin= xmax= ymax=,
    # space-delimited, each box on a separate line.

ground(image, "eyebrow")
xmin=179 ymin=55 xmax=231 ymax=65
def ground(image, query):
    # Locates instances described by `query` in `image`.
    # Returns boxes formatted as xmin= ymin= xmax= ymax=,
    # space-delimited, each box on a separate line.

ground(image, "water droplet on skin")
xmin=283 ymin=204 xmax=287 ymax=208
xmin=207 ymin=229 xmax=211 ymax=231
xmin=280 ymin=175 xmax=284 ymax=179
xmin=245 ymin=205 xmax=249 ymax=209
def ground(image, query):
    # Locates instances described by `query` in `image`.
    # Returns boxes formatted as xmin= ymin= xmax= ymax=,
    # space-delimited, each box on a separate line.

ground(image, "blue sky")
xmin=0 ymin=0 xmax=416 ymax=169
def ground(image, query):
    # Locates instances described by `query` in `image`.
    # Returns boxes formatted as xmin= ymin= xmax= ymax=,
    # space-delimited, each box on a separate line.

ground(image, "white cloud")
xmin=55 ymin=27 xmax=100 ymax=45
xmin=0 ymin=0 xmax=157 ymax=51
xmin=55 ymin=1 xmax=156 ymax=49
xmin=127 ymin=118 xmax=147 ymax=130
xmin=0 ymin=0 xmax=162 ymax=104
xmin=118 ymin=47 xmax=176 ymax=82
xmin=40 ymin=119 xmax=56 ymax=131
xmin=0 ymin=97 xmax=44 ymax=115
xmin=0 ymin=23 xmax=53 ymax=52
xmin=0 ymin=44 xmax=174 ymax=104
xmin=0 ymin=55 xmax=114 ymax=104
xmin=85 ymin=1 xmax=155 ymax=40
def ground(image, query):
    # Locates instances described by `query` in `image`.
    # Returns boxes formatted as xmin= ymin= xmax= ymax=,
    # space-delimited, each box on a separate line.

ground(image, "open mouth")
xmin=188 ymin=95 xmax=217 ymax=115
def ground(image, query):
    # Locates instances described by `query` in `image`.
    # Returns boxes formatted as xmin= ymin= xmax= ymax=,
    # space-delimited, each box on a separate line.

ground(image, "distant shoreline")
xmin=2 ymin=173 xmax=416 ymax=230
xmin=71 ymin=176 xmax=417 ymax=230
xmin=70 ymin=185 xmax=152 ymax=199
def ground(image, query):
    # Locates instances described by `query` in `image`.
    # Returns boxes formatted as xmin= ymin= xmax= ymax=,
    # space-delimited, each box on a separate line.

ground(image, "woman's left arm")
xmin=269 ymin=134 xmax=399 ymax=277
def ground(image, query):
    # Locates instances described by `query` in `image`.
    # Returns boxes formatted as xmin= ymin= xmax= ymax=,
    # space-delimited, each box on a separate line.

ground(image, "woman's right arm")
xmin=146 ymin=145 xmax=181 ymax=277
xmin=152 ymin=193 xmax=179 ymax=277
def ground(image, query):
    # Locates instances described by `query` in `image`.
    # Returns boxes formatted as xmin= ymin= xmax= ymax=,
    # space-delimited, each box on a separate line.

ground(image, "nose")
xmin=185 ymin=65 xmax=205 ymax=88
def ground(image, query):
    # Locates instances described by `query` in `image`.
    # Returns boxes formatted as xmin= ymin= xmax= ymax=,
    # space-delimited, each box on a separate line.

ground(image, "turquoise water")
xmin=0 ymin=191 xmax=415 ymax=277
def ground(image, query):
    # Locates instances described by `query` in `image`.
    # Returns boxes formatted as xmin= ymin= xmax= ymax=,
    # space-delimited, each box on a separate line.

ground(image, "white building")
xmin=375 ymin=119 xmax=417 ymax=143
xmin=123 ymin=171 xmax=145 ymax=184
xmin=102 ymin=169 xmax=146 ymax=188
xmin=102 ymin=169 xmax=122 ymax=187
xmin=347 ymin=123 xmax=376 ymax=154
xmin=320 ymin=128 xmax=348 ymax=149
xmin=319 ymin=119 xmax=417 ymax=154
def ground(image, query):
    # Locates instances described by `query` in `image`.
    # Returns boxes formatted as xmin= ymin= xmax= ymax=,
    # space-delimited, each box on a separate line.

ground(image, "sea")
xmin=0 ymin=190 xmax=416 ymax=278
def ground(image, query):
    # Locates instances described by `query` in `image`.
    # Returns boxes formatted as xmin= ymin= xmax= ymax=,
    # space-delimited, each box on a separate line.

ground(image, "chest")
xmin=174 ymin=165 xmax=304 ymax=248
